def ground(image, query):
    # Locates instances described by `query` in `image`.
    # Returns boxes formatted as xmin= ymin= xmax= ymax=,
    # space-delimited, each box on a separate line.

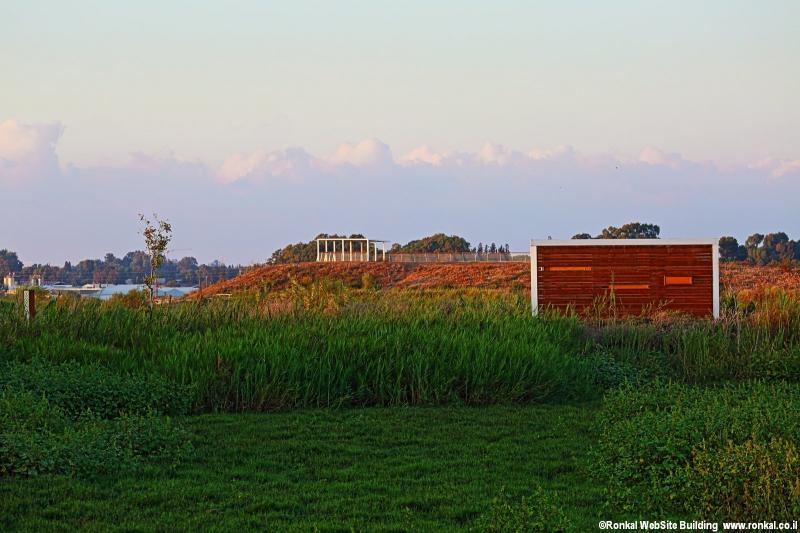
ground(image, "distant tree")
xmin=123 ymin=251 xmax=151 ymax=282
xmin=197 ymin=264 xmax=210 ymax=288
xmin=718 ymin=236 xmax=746 ymax=261
xmin=762 ymin=232 xmax=795 ymax=264
xmin=489 ymin=243 xmax=497 ymax=253
xmin=395 ymin=233 xmax=471 ymax=254
xmin=596 ymin=223 xmax=660 ymax=239
xmin=744 ymin=233 xmax=765 ymax=264
xmin=177 ymin=256 xmax=199 ymax=285
xmin=477 ymin=243 xmax=484 ymax=255
xmin=0 ymin=249 xmax=23 ymax=275
xmin=157 ymin=259 xmax=179 ymax=286
xmin=269 ymin=233 xmax=366 ymax=264
xmin=139 ymin=213 xmax=172 ymax=304
xmin=571 ymin=233 xmax=592 ymax=240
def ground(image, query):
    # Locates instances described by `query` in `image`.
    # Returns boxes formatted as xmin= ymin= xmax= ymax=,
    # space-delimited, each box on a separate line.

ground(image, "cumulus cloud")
xmin=399 ymin=145 xmax=446 ymax=167
xmin=218 ymin=147 xmax=315 ymax=183
xmin=0 ymin=119 xmax=63 ymax=182
xmin=475 ymin=143 xmax=528 ymax=166
xmin=637 ymin=146 xmax=688 ymax=169
xmin=528 ymin=145 xmax=575 ymax=161
xmin=329 ymin=138 xmax=393 ymax=167
xmin=2 ymin=123 xmax=798 ymax=265
xmin=749 ymin=157 xmax=800 ymax=178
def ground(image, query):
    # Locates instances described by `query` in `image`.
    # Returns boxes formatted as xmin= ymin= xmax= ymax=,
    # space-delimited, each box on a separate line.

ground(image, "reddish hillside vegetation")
xmin=186 ymin=262 xmax=530 ymax=298
xmin=186 ymin=261 xmax=800 ymax=299
xmin=721 ymin=261 xmax=800 ymax=293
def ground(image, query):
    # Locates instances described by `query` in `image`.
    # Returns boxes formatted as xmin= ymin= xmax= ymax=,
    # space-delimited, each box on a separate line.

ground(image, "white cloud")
xmin=399 ymin=145 xmax=446 ymax=167
xmin=2 ymin=121 xmax=799 ymax=265
xmin=329 ymin=138 xmax=393 ymax=167
xmin=475 ymin=143 xmax=527 ymax=166
xmin=528 ymin=145 xmax=575 ymax=161
xmin=637 ymin=146 xmax=686 ymax=169
xmin=0 ymin=119 xmax=63 ymax=182
xmin=749 ymin=157 xmax=800 ymax=178
xmin=218 ymin=147 xmax=315 ymax=183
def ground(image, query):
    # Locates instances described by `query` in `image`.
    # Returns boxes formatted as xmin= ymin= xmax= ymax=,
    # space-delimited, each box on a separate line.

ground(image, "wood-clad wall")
xmin=536 ymin=245 xmax=713 ymax=317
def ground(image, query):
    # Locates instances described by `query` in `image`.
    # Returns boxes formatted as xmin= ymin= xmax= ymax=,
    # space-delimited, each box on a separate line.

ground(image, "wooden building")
xmin=530 ymin=239 xmax=719 ymax=318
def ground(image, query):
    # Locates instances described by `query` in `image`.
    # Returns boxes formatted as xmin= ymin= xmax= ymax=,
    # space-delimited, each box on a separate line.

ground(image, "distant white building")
xmin=3 ymin=273 xmax=17 ymax=293
xmin=43 ymin=283 xmax=197 ymax=300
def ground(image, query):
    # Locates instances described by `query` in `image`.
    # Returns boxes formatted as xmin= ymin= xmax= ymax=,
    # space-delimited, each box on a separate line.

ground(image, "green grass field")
xmin=0 ymin=405 xmax=602 ymax=532
xmin=4 ymin=284 xmax=800 ymax=530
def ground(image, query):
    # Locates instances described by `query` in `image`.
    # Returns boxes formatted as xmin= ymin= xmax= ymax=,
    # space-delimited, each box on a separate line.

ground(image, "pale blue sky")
xmin=3 ymin=1 xmax=798 ymax=166
xmin=1 ymin=2 xmax=799 ymax=264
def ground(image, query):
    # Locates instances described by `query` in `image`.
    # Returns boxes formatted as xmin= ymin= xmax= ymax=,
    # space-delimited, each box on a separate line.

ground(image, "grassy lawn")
xmin=0 ymin=404 xmax=602 ymax=532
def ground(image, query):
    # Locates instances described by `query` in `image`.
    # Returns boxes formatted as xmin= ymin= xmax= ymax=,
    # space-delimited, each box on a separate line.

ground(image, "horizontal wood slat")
xmin=609 ymin=284 xmax=649 ymax=290
xmin=549 ymin=266 xmax=592 ymax=272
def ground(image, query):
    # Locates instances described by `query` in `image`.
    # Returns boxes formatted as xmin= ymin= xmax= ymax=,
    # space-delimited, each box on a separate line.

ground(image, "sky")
xmin=1 ymin=1 xmax=799 ymax=265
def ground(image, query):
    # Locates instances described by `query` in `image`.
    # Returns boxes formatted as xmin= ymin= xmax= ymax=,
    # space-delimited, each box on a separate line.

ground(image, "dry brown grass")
xmin=187 ymin=260 xmax=800 ymax=301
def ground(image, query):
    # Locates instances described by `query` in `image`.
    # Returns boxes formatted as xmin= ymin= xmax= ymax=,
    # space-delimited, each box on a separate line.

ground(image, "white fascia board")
xmin=530 ymin=239 xmax=717 ymax=246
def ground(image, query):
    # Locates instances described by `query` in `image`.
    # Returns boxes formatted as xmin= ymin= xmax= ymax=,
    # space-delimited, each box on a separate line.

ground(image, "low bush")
xmin=688 ymin=437 xmax=800 ymax=521
xmin=593 ymin=381 xmax=800 ymax=519
xmin=0 ymin=360 xmax=194 ymax=418
xmin=0 ymin=388 xmax=192 ymax=478
xmin=474 ymin=486 xmax=572 ymax=532
xmin=105 ymin=288 xmax=149 ymax=309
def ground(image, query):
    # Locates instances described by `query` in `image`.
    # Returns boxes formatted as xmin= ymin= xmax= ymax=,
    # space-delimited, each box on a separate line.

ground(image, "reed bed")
xmin=3 ymin=283 xmax=800 ymax=411
xmin=1 ymin=288 xmax=597 ymax=410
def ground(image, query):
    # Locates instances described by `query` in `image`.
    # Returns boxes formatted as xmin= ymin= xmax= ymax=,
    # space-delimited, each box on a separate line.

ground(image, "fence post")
xmin=23 ymin=289 xmax=36 ymax=322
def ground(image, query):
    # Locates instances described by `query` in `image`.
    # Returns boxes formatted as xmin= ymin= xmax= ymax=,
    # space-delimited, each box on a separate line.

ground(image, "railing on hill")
xmin=318 ymin=252 xmax=531 ymax=263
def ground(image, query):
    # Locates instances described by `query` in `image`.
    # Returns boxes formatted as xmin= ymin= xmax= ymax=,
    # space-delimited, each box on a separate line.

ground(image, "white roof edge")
xmin=315 ymin=237 xmax=391 ymax=242
xmin=530 ymin=238 xmax=718 ymax=246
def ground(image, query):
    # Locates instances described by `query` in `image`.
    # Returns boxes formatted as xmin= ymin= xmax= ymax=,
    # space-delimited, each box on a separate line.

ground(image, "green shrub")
xmin=0 ymin=389 xmax=68 ymax=476
xmin=0 ymin=360 xmax=194 ymax=418
xmin=474 ymin=486 xmax=572 ymax=532
xmin=583 ymin=348 xmax=642 ymax=389
xmin=688 ymin=437 xmax=800 ymax=521
xmin=105 ymin=289 xmax=148 ymax=309
xmin=593 ymin=381 xmax=800 ymax=517
xmin=0 ymin=388 xmax=192 ymax=478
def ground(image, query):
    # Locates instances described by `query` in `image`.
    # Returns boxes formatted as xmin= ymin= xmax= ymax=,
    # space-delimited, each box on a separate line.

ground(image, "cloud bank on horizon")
xmin=1 ymin=118 xmax=799 ymax=265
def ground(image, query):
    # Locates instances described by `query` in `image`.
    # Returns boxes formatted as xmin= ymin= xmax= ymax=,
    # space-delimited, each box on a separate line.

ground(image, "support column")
xmin=366 ymin=239 xmax=370 ymax=262
xmin=316 ymin=240 xmax=320 ymax=261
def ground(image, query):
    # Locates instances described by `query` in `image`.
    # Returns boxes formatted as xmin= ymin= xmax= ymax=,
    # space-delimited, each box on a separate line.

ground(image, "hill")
xmin=185 ymin=262 xmax=530 ymax=298
xmin=185 ymin=261 xmax=800 ymax=299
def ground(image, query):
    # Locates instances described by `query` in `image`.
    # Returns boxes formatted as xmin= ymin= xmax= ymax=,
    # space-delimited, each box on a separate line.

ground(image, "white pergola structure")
xmin=316 ymin=237 xmax=389 ymax=262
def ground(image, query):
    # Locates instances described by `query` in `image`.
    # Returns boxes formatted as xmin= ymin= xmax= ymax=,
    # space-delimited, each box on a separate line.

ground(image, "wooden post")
xmin=23 ymin=289 xmax=35 ymax=322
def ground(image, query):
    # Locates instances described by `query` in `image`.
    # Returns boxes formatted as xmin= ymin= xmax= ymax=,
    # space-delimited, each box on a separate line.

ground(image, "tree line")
xmin=718 ymin=233 xmax=799 ymax=264
xmin=572 ymin=223 xmax=800 ymax=264
xmin=4 ymin=224 xmax=797 ymax=286
xmin=268 ymin=233 xmax=511 ymax=264
xmin=0 ymin=249 xmax=244 ymax=287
